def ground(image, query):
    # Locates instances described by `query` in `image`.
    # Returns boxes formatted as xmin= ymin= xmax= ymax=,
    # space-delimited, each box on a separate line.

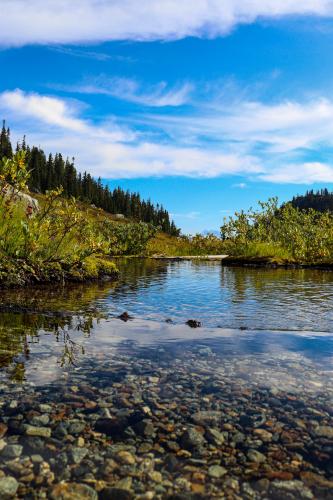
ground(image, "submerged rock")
xmin=180 ymin=428 xmax=206 ymax=450
xmin=0 ymin=476 xmax=18 ymax=499
xmin=50 ymin=482 xmax=98 ymax=500
xmin=186 ymin=320 xmax=202 ymax=328
xmin=118 ymin=312 xmax=132 ymax=322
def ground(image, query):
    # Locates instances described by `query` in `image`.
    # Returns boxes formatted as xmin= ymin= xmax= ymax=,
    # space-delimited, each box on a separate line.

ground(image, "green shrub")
xmin=0 ymin=152 xmax=118 ymax=286
xmin=221 ymin=197 xmax=333 ymax=263
xmin=101 ymin=220 xmax=157 ymax=255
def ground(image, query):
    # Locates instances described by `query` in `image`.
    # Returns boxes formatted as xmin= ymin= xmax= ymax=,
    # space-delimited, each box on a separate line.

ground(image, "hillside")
xmin=0 ymin=122 xmax=179 ymax=236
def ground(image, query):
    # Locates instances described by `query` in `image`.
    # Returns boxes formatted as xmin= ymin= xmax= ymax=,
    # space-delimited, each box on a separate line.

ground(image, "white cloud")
xmin=142 ymin=98 xmax=333 ymax=152
xmin=0 ymin=89 xmax=131 ymax=142
xmin=0 ymin=89 xmax=261 ymax=178
xmin=171 ymin=211 xmax=201 ymax=219
xmin=3 ymin=88 xmax=333 ymax=184
xmin=60 ymin=77 xmax=193 ymax=107
xmin=50 ymin=47 xmax=134 ymax=62
xmin=233 ymin=183 xmax=247 ymax=188
xmin=260 ymin=163 xmax=333 ymax=184
xmin=1 ymin=0 xmax=333 ymax=47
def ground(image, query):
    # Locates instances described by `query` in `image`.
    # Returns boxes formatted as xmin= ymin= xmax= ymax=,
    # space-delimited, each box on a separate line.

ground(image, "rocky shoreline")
xmin=0 ymin=338 xmax=332 ymax=499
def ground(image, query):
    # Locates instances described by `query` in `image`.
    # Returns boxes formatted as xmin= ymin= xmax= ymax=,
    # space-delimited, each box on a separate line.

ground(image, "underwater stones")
xmin=313 ymin=425 xmax=333 ymax=438
xmin=207 ymin=465 xmax=227 ymax=478
xmin=186 ymin=320 xmax=201 ymax=328
xmin=2 ymin=444 xmax=23 ymax=459
xmin=253 ymin=428 xmax=273 ymax=442
xmin=0 ymin=476 xmax=18 ymax=499
xmin=99 ymin=488 xmax=134 ymax=500
xmin=268 ymin=480 xmax=314 ymax=500
xmin=205 ymin=427 xmax=225 ymax=446
xmin=192 ymin=411 xmax=221 ymax=426
xmin=180 ymin=428 xmax=206 ymax=450
xmin=118 ymin=312 xmax=132 ymax=322
xmin=68 ymin=420 xmax=86 ymax=435
xmin=69 ymin=447 xmax=89 ymax=464
xmin=50 ymin=482 xmax=98 ymax=500
xmin=247 ymin=449 xmax=267 ymax=463
xmin=0 ymin=326 xmax=331 ymax=499
xmin=116 ymin=450 xmax=136 ymax=466
xmin=24 ymin=425 xmax=51 ymax=438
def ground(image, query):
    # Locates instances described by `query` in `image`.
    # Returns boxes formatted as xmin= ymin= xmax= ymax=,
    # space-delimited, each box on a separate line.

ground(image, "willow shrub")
xmin=101 ymin=220 xmax=157 ymax=256
xmin=221 ymin=197 xmax=333 ymax=263
xmin=0 ymin=152 xmax=117 ymax=285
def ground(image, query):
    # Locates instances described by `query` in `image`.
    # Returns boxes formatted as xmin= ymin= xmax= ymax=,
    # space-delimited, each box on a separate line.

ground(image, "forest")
xmin=291 ymin=189 xmax=333 ymax=212
xmin=0 ymin=122 xmax=179 ymax=236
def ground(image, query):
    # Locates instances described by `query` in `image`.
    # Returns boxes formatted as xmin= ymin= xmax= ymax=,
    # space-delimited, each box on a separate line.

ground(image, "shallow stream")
xmin=0 ymin=260 xmax=332 ymax=499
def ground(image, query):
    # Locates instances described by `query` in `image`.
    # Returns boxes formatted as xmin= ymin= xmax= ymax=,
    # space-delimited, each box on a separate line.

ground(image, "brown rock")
xmin=50 ymin=483 xmax=98 ymax=500
xmin=0 ymin=424 xmax=8 ymax=439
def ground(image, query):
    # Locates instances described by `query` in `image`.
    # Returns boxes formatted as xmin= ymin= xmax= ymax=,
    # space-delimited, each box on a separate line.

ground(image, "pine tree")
xmin=4 ymin=126 xmax=179 ymax=235
xmin=0 ymin=120 xmax=13 ymax=160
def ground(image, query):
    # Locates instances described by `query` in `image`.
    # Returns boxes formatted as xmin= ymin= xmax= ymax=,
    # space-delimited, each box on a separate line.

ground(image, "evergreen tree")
xmin=3 ymin=121 xmax=179 ymax=235
xmin=0 ymin=121 xmax=13 ymax=160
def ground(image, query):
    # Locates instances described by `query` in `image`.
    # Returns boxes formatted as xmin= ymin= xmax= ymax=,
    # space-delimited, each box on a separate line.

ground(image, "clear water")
xmin=0 ymin=259 xmax=333 ymax=382
xmin=97 ymin=259 xmax=333 ymax=331
xmin=0 ymin=261 xmax=333 ymax=497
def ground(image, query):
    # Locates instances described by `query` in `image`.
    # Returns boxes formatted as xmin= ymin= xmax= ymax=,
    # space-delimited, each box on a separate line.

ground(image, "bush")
xmin=221 ymin=197 xmax=333 ymax=263
xmin=101 ymin=220 xmax=157 ymax=256
xmin=0 ymin=152 xmax=118 ymax=286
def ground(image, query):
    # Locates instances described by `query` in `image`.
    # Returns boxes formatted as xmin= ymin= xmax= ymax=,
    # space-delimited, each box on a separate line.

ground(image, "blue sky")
xmin=2 ymin=1 xmax=333 ymax=232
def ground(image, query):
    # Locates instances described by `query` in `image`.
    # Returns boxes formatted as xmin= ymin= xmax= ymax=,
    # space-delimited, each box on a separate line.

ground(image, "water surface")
xmin=0 ymin=261 xmax=332 ymax=498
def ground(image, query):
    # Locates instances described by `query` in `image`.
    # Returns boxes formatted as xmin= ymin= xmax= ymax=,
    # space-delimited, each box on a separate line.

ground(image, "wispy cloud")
xmin=1 ymin=1 xmax=333 ymax=47
xmin=0 ymin=89 xmax=129 ymax=141
xmin=0 ymin=89 xmax=260 ymax=178
xmin=141 ymin=98 xmax=333 ymax=152
xmin=171 ymin=211 xmax=201 ymax=219
xmin=233 ymin=183 xmax=247 ymax=188
xmin=260 ymin=163 xmax=333 ymax=183
xmin=3 ymin=88 xmax=333 ymax=184
xmin=58 ymin=77 xmax=193 ymax=107
xmin=49 ymin=46 xmax=134 ymax=63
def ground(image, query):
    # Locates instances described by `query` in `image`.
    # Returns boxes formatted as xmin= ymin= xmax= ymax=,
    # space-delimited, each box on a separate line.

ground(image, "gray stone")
xmin=25 ymin=425 xmax=51 ymax=438
xmin=207 ymin=465 xmax=227 ymax=478
xmin=247 ymin=450 xmax=267 ymax=463
xmin=180 ymin=427 xmax=206 ymax=450
xmin=68 ymin=421 xmax=86 ymax=435
xmin=0 ymin=476 xmax=19 ymax=499
xmin=269 ymin=480 xmax=314 ymax=499
xmin=314 ymin=425 xmax=333 ymax=438
xmin=192 ymin=411 xmax=221 ymax=426
xmin=50 ymin=482 xmax=98 ymax=499
xmin=2 ymin=444 xmax=23 ymax=458
xmin=206 ymin=427 xmax=225 ymax=446
xmin=69 ymin=447 xmax=89 ymax=464
xmin=39 ymin=404 xmax=52 ymax=413
xmin=29 ymin=414 xmax=50 ymax=426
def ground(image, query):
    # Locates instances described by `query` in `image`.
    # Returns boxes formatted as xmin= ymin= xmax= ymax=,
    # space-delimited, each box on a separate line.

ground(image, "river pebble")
xmin=0 ymin=338 xmax=332 ymax=499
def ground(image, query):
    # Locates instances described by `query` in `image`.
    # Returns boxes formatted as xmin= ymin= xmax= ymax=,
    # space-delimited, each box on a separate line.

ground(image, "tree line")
xmin=291 ymin=189 xmax=333 ymax=213
xmin=0 ymin=122 xmax=180 ymax=236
